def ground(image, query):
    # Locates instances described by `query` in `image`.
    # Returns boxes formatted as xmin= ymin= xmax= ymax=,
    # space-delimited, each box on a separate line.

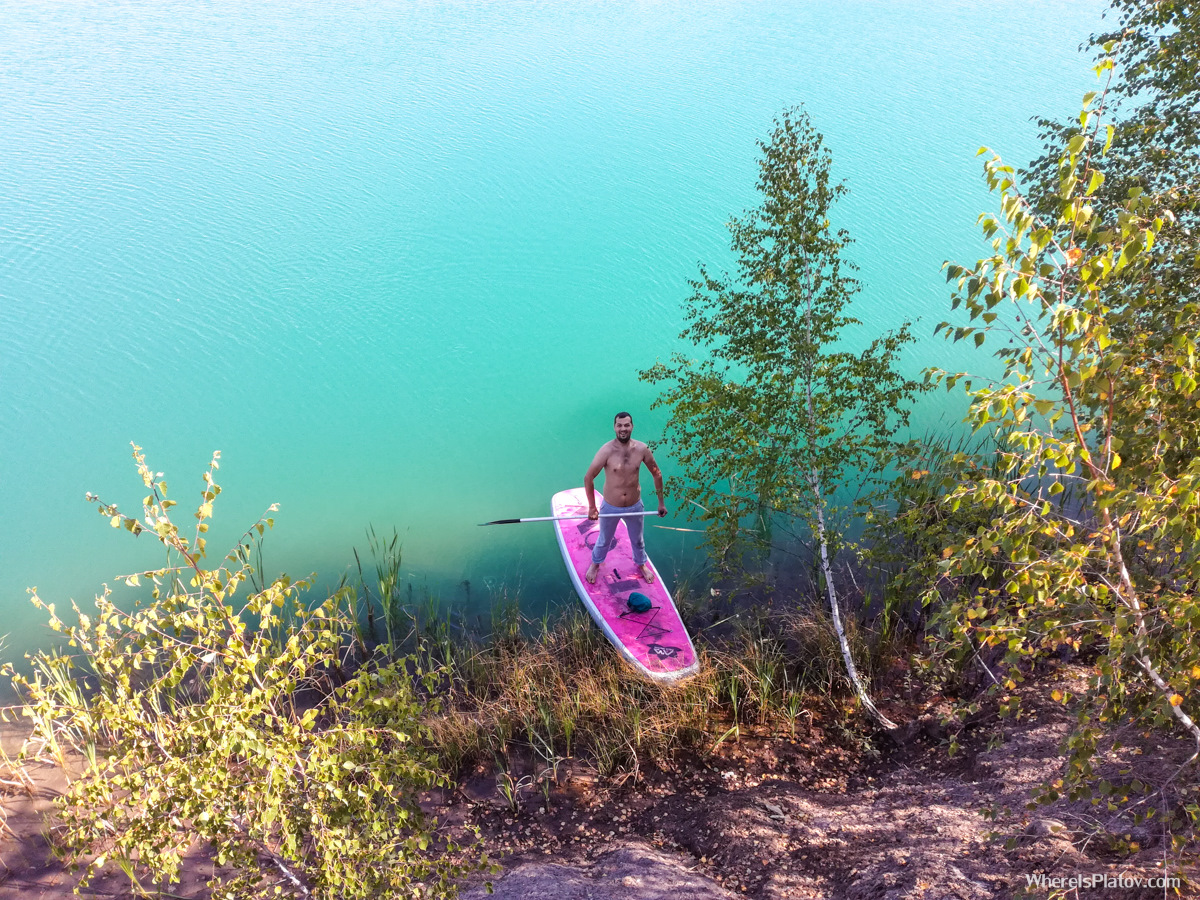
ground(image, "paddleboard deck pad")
xmin=553 ymin=488 xmax=699 ymax=683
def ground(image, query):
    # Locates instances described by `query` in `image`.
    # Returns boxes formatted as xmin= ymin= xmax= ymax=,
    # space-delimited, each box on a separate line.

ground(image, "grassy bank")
xmin=408 ymin=594 xmax=895 ymax=792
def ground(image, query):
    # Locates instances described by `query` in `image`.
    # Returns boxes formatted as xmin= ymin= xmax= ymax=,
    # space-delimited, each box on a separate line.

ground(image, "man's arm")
xmin=583 ymin=445 xmax=608 ymax=519
xmin=644 ymin=446 xmax=667 ymax=516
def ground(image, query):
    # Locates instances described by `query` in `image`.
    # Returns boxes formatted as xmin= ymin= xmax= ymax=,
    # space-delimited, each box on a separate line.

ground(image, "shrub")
xmin=14 ymin=445 xmax=487 ymax=899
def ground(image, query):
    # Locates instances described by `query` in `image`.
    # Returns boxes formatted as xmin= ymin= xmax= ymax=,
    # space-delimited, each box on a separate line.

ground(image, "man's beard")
xmin=617 ymin=434 xmax=631 ymax=444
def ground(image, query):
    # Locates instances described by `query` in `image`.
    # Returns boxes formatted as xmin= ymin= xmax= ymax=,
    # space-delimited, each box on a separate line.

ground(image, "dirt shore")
xmin=1 ymin=672 xmax=1193 ymax=899
xmin=446 ymin=675 xmax=1193 ymax=900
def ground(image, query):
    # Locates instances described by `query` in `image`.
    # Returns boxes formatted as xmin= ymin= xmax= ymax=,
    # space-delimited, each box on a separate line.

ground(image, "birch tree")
xmin=931 ymin=55 xmax=1200 ymax=832
xmin=641 ymin=109 xmax=923 ymax=730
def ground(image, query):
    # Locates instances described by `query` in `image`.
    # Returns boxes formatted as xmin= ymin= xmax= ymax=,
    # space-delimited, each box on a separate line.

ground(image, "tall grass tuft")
xmin=417 ymin=595 xmax=894 ymax=788
xmin=344 ymin=533 xmax=901 ymax=789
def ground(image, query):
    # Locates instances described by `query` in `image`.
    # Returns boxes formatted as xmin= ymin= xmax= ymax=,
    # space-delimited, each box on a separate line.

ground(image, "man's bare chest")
xmin=606 ymin=446 xmax=641 ymax=477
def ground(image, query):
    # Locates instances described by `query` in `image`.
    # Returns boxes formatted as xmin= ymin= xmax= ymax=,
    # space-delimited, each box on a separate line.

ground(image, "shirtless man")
xmin=584 ymin=411 xmax=667 ymax=584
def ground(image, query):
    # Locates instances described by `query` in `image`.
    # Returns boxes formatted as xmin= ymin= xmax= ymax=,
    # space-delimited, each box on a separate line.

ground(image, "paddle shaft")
xmin=479 ymin=511 xmax=664 ymax=526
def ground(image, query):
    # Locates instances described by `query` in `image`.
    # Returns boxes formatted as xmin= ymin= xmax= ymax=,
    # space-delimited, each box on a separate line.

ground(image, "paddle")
xmin=478 ymin=511 xmax=665 ymax=526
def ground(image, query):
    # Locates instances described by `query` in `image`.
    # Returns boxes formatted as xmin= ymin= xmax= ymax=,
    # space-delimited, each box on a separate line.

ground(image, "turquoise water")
xmin=1 ymin=0 xmax=1106 ymax=660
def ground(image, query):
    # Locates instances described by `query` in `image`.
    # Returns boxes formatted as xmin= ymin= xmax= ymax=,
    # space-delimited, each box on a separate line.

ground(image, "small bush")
xmin=13 ymin=445 xmax=487 ymax=899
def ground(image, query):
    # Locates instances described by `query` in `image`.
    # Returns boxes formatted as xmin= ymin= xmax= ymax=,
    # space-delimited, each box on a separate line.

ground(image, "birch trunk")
xmin=797 ymin=281 xmax=896 ymax=732
xmin=806 ymin=467 xmax=897 ymax=731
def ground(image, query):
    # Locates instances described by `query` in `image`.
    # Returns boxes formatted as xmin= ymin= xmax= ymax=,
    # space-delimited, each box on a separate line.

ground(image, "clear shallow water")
xmin=1 ymin=0 xmax=1106 ymax=660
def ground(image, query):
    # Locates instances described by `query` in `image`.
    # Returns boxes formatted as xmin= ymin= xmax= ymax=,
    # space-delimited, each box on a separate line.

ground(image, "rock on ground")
xmin=462 ymin=842 xmax=737 ymax=900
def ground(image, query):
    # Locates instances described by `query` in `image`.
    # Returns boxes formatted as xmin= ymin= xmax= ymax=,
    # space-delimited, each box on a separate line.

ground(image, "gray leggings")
xmin=590 ymin=499 xmax=647 ymax=566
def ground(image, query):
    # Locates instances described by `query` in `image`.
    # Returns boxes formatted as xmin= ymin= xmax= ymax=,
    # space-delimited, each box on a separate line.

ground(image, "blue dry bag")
xmin=626 ymin=591 xmax=653 ymax=613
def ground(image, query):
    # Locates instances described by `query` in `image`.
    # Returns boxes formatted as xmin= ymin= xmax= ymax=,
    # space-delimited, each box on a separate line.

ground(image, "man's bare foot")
xmin=638 ymin=564 xmax=655 ymax=583
xmin=585 ymin=562 xmax=600 ymax=584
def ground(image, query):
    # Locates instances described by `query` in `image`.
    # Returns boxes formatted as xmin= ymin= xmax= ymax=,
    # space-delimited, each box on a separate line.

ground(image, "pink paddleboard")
xmin=552 ymin=488 xmax=699 ymax=683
